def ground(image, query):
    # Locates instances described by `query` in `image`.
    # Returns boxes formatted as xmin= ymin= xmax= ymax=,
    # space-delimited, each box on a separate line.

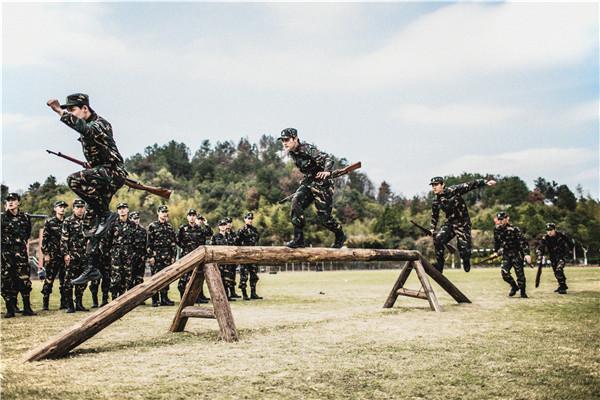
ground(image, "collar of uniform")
xmin=85 ymin=112 xmax=98 ymax=123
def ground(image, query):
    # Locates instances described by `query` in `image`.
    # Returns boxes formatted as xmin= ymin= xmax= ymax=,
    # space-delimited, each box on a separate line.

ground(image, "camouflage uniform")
xmin=61 ymin=212 xmax=90 ymax=309
xmin=105 ymin=217 xmax=137 ymax=298
xmin=494 ymin=222 xmax=530 ymax=296
xmin=210 ymin=226 xmax=237 ymax=299
xmin=129 ymin=220 xmax=147 ymax=290
xmin=536 ymin=230 xmax=572 ymax=291
xmin=176 ymin=222 xmax=211 ymax=298
xmin=89 ymin=252 xmax=111 ymax=307
xmin=147 ymin=219 xmax=177 ymax=305
xmin=430 ymin=179 xmax=487 ymax=272
xmin=41 ymin=215 xmax=66 ymax=308
xmin=236 ymin=223 xmax=261 ymax=297
xmin=1 ymin=210 xmax=32 ymax=309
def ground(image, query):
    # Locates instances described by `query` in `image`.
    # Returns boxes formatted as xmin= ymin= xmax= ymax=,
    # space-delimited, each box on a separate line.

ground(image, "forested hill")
xmin=4 ymin=136 xmax=599 ymax=261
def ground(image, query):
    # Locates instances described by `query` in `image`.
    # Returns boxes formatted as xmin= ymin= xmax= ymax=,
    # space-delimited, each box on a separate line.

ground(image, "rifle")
xmin=535 ymin=262 xmax=543 ymax=288
xmin=479 ymin=253 xmax=500 ymax=264
xmin=410 ymin=220 xmax=458 ymax=254
xmin=46 ymin=150 xmax=172 ymax=200
xmin=278 ymin=161 xmax=362 ymax=204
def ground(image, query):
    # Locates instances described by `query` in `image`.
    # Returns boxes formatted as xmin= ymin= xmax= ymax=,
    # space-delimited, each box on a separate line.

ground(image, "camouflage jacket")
xmin=177 ymin=223 xmax=210 ymax=256
xmin=131 ymin=224 xmax=147 ymax=257
xmin=60 ymin=111 xmax=127 ymax=176
xmin=210 ymin=232 xmax=234 ymax=246
xmin=147 ymin=220 xmax=177 ymax=259
xmin=494 ymin=224 xmax=529 ymax=256
xmin=42 ymin=216 xmax=65 ymax=257
xmin=106 ymin=218 xmax=137 ymax=255
xmin=1 ymin=210 xmax=31 ymax=250
xmin=236 ymin=224 xmax=260 ymax=246
xmin=536 ymin=231 xmax=572 ymax=260
xmin=289 ymin=142 xmax=334 ymax=184
xmin=430 ymin=179 xmax=486 ymax=229
xmin=61 ymin=214 xmax=89 ymax=260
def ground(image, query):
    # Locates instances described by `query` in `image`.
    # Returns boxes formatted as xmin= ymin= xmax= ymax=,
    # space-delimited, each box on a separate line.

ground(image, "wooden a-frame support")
xmin=383 ymin=255 xmax=471 ymax=311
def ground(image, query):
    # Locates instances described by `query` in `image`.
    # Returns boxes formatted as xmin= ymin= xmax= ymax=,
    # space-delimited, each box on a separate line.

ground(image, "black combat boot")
xmin=101 ymin=293 xmax=109 ymax=307
xmin=557 ymin=284 xmax=567 ymax=294
xmin=242 ymin=288 xmax=250 ymax=301
xmin=520 ymin=289 xmax=528 ymax=298
xmin=230 ymin=286 xmax=241 ymax=299
xmin=3 ymin=298 xmax=16 ymax=318
xmin=250 ymin=287 xmax=263 ymax=300
xmin=42 ymin=295 xmax=50 ymax=311
xmin=71 ymin=264 xmax=102 ymax=285
xmin=14 ymin=298 xmax=22 ymax=314
xmin=22 ymin=296 xmax=37 ymax=316
xmin=332 ymin=229 xmax=346 ymax=249
xmin=286 ymin=228 xmax=305 ymax=248
xmin=59 ymin=294 xmax=67 ymax=310
xmin=227 ymin=287 xmax=236 ymax=302
xmin=195 ymin=294 xmax=209 ymax=304
xmin=462 ymin=260 xmax=471 ymax=273
xmin=91 ymin=292 xmax=99 ymax=308
xmin=508 ymin=284 xmax=519 ymax=297
xmin=152 ymin=293 xmax=160 ymax=307
xmin=160 ymin=290 xmax=174 ymax=306
xmin=75 ymin=296 xmax=89 ymax=312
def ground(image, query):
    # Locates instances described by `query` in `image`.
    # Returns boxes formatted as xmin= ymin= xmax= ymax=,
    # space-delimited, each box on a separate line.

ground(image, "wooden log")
xmin=203 ymin=263 xmax=238 ymax=342
xmin=181 ymin=306 xmax=215 ymax=319
xmin=396 ymin=287 xmax=428 ymax=300
xmin=23 ymin=247 xmax=208 ymax=362
xmin=204 ymin=246 xmax=420 ymax=264
xmin=383 ymin=261 xmax=414 ymax=308
xmin=169 ymin=264 xmax=205 ymax=333
xmin=418 ymin=256 xmax=471 ymax=303
xmin=414 ymin=260 xmax=442 ymax=312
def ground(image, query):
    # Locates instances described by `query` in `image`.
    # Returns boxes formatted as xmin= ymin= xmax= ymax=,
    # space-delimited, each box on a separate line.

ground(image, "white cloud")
xmin=564 ymin=100 xmax=599 ymax=123
xmin=390 ymin=103 xmax=522 ymax=126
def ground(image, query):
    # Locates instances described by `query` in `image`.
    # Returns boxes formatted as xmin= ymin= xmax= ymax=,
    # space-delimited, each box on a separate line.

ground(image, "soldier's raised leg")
xmin=434 ymin=224 xmax=455 ymax=273
xmin=454 ymin=224 xmax=473 ymax=272
xmin=313 ymin=184 xmax=345 ymax=248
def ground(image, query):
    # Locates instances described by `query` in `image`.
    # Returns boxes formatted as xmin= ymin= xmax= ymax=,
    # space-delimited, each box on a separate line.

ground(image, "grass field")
xmin=1 ymin=266 xmax=599 ymax=400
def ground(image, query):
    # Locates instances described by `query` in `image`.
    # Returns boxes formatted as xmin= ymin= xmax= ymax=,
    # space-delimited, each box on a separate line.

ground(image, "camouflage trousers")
xmin=110 ymin=261 xmax=132 ymax=297
xmin=239 ymin=264 xmax=259 ymax=290
xmin=434 ymin=223 xmax=472 ymax=272
xmin=219 ymin=264 xmax=237 ymax=289
xmin=151 ymin=252 xmax=175 ymax=297
xmin=67 ymin=166 xmax=125 ymax=214
xmin=1 ymin=246 xmax=32 ymax=302
xmin=90 ymin=254 xmax=111 ymax=297
xmin=41 ymin=255 xmax=65 ymax=297
xmin=129 ymin=254 xmax=146 ymax=289
xmin=291 ymin=181 xmax=342 ymax=233
xmin=501 ymin=254 xmax=526 ymax=290
xmin=64 ymin=259 xmax=88 ymax=298
xmin=550 ymin=258 xmax=567 ymax=286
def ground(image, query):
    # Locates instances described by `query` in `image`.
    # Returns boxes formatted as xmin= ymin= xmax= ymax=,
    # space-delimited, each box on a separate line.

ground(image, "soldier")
xmin=224 ymin=217 xmax=241 ymax=299
xmin=47 ymin=93 xmax=127 ymax=285
xmin=61 ymin=199 xmax=90 ymax=313
xmin=147 ymin=205 xmax=177 ymax=307
xmin=278 ymin=128 xmax=345 ymax=248
xmin=236 ymin=212 xmax=262 ymax=300
xmin=41 ymin=200 xmax=68 ymax=311
xmin=493 ymin=212 xmax=531 ymax=298
xmin=429 ymin=176 xmax=497 ymax=273
xmin=105 ymin=203 xmax=136 ymax=299
xmin=129 ymin=211 xmax=147 ymax=291
xmin=1 ymin=193 xmax=35 ymax=317
xmin=177 ymin=209 xmax=211 ymax=303
xmin=536 ymin=223 xmax=572 ymax=294
xmin=210 ymin=220 xmax=236 ymax=301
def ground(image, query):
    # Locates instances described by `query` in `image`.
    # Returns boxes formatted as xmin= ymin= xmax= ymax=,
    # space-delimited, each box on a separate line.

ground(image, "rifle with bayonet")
xmin=278 ymin=161 xmax=362 ymax=204
xmin=46 ymin=150 xmax=172 ymax=200
xmin=409 ymin=220 xmax=457 ymax=254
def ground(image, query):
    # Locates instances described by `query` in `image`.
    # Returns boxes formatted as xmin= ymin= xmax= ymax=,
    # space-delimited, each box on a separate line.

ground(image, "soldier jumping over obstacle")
xmin=278 ymin=128 xmax=346 ymax=248
xmin=536 ymin=223 xmax=572 ymax=294
xmin=47 ymin=94 xmax=128 ymax=285
xmin=429 ymin=176 xmax=496 ymax=273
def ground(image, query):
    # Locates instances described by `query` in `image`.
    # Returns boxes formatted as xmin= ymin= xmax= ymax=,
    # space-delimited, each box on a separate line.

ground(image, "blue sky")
xmin=2 ymin=2 xmax=598 ymax=199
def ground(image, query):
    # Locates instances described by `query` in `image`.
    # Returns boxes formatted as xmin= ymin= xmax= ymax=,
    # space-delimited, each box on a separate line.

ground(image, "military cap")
xmin=5 ymin=192 xmax=21 ymax=201
xmin=496 ymin=211 xmax=508 ymax=220
xmin=224 ymin=217 xmax=233 ymax=224
xmin=116 ymin=202 xmax=129 ymax=209
xmin=429 ymin=176 xmax=444 ymax=185
xmin=157 ymin=205 xmax=169 ymax=213
xmin=198 ymin=215 xmax=206 ymax=221
xmin=278 ymin=127 xmax=298 ymax=140
xmin=546 ymin=222 xmax=556 ymax=231
xmin=245 ymin=212 xmax=254 ymax=219
xmin=130 ymin=211 xmax=140 ymax=219
xmin=53 ymin=200 xmax=68 ymax=208
xmin=60 ymin=93 xmax=90 ymax=109
xmin=187 ymin=208 xmax=197 ymax=215
xmin=218 ymin=219 xmax=228 ymax=226
xmin=72 ymin=199 xmax=86 ymax=207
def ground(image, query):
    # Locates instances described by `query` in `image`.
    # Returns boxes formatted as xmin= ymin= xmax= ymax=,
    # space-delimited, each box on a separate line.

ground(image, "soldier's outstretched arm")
xmin=448 ymin=179 xmax=489 ymax=196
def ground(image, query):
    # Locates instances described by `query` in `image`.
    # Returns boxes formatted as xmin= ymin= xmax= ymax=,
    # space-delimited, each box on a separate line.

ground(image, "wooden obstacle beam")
xmin=24 ymin=246 xmax=421 ymax=362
